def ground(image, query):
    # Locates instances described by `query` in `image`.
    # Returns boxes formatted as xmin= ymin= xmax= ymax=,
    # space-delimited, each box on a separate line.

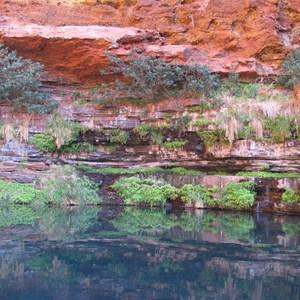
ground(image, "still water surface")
xmin=0 ymin=206 xmax=300 ymax=299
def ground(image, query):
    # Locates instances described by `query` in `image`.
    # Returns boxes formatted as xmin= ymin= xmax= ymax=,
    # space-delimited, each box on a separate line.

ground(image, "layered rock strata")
xmin=1 ymin=0 xmax=300 ymax=82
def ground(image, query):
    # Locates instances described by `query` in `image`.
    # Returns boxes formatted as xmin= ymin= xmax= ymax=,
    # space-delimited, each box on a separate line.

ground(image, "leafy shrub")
xmin=39 ymin=165 xmax=99 ymax=206
xmin=277 ymin=49 xmax=300 ymax=89
xmin=112 ymin=177 xmax=177 ymax=206
xmin=281 ymin=188 xmax=299 ymax=203
xmin=0 ymin=166 xmax=99 ymax=206
xmin=176 ymin=184 xmax=214 ymax=206
xmin=219 ymin=181 xmax=255 ymax=209
xmin=0 ymin=43 xmax=57 ymax=113
xmin=97 ymin=52 xmax=221 ymax=102
xmin=30 ymin=134 xmax=57 ymax=152
xmin=112 ymin=176 xmax=255 ymax=210
xmin=183 ymin=64 xmax=221 ymax=98
xmin=0 ymin=179 xmax=46 ymax=204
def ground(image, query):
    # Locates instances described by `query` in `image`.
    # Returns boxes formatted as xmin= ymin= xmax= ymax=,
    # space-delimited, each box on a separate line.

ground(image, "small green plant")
xmin=277 ymin=49 xmax=300 ymax=89
xmin=197 ymin=129 xmax=227 ymax=146
xmin=0 ymin=43 xmax=57 ymax=114
xmin=133 ymin=124 xmax=151 ymax=138
xmin=194 ymin=117 xmax=213 ymax=127
xmin=109 ymin=129 xmax=129 ymax=144
xmin=264 ymin=115 xmax=291 ymax=142
xmin=148 ymin=126 xmax=166 ymax=145
xmin=162 ymin=140 xmax=188 ymax=150
xmin=71 ymin=91 xmax=87 ymax=105
xmin=281 ymin=188 xmax=299 ymax=203
xmin=0 ymin=123 xmax=4 ymax=140
xmin=237 ymin=125 xmax=255 ymax=140
xmin=261 ymin=163 xmax=270 ymax=171
xmin=219 ymin=181 xmax=256 ymax=210
xmin=174 ymin=115 xmax=192 ymax=135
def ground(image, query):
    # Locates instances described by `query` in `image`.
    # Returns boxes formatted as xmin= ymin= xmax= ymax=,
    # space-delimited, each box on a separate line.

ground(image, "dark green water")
xmin=0 ymin=206 xmax=300 ymax=300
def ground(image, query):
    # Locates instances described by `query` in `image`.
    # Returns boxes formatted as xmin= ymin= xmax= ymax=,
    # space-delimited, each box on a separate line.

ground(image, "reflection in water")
xmin=0 ymin=206 xmax=300 ymax=299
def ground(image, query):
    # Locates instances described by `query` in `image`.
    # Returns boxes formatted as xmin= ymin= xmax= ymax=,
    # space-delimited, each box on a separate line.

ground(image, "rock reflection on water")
xmin=0 ymin=206 xmax=300 ymax=299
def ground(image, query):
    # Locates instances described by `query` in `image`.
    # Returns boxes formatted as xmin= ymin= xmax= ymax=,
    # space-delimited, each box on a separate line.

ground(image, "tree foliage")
xmin=277 ymin=49 xmax=300 ymax=89
xmin=97 ymin=52 xmax=221 ymax=102
xmin=0 ymin=43 xmax=57 ymax=113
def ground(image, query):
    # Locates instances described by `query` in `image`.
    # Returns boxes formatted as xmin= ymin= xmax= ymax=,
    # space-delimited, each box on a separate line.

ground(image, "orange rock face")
xmin=0 ymin=0 xmax=299 ymax=82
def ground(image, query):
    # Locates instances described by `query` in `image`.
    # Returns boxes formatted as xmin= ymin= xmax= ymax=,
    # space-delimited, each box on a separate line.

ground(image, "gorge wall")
xmin=1 ymin=0 xmax=300 ymax=83
xmin=0 ymin=0 xmax=300 ymax=196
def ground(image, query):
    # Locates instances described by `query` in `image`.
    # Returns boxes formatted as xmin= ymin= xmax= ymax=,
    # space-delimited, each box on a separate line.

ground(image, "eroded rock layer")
xmin=1 ymin=0 xmax=299 ymax=82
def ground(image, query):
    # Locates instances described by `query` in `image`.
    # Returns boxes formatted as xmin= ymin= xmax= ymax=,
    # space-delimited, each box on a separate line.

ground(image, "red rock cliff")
xmin=0 ymin=0 xmax=299 ymax=83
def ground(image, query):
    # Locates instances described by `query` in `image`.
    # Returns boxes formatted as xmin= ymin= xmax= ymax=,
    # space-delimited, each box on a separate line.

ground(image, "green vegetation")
xmin=77 ymin=165 xmax=205 ymax=176
xmin=281 ymin=188 xmax=300 ymax=203
xmin=0 ymin=179 xmax=46 ymax=204
xmin=110 ymin=208 xmax=255 ymax=241
xmin=236 ymin=171 xmax=300 ymax=178
xmin=0 ymin=43 xmax=57 ymax=114
xmin=263 ymin=115 xmax=291 ymax=142
xmin=277 ymin=49 xmax=300 ymax=89
xmin=133 ymin=124 xmax=151 ymax=137
xmin=197 ymin=128 xmax=227 ymax=146
xmin=222 ymin=72 xmax=259 ymax=98
xmin=176 ymin=184 xmax=216 ymax=206
xmin=112 ymin=176 xmax=255 ymax=209
xmin=174 ymin=115 xmax=192 ymax=135
xmin=111 ymin=177 xmax=176 ymax=206
xmin=193 ymin=115 xmax=228 ymax=146
xmin=0 ymin=166 xmax=99 ymax=206
xmin=30 ymin=113 xmax=95 ymax=153
xmin=162 ymin=140 xmax=188 ymax=150
xmin=218 ymin=213 xmax=255 ymax=241
xmin=0 ymin=206 xmax=98 ymax=240
xmin=39 ymin=165 xmax=99 ymax=206
xmin=219 ymin=181 xmax=255 ymax=210
xmin=96 ymin=51 xmax=221 ymax=103
xmin=30 ymin=133 xmax=57 ymax=152
xmin=133 ymin=124 xmax=168 ymax=145
xmin=109 ymin=129 xmax=129 ymax=144
xmin=0 ymin=205 xmax=47 ymax=228
xmin=282 ymin=223 xmax=300 ymax=236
